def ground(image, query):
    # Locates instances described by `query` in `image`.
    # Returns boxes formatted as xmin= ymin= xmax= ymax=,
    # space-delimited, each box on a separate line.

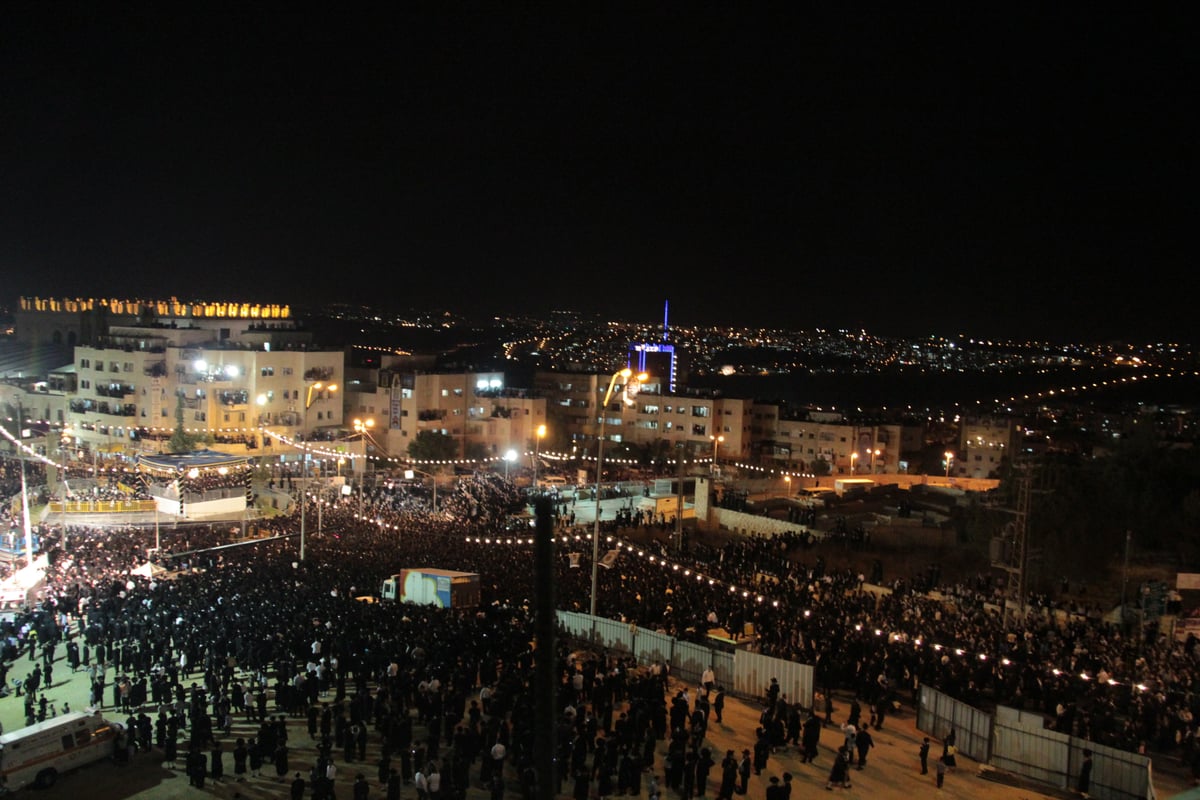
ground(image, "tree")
xmin=168 ymin=390 xmax=201 ymax=454
xmin=811 ymin=456 xmax=832 ymax=477
xmin=407 ymin=430 xmax=459 ymax=462
xmin=463 ymin=441 xmax=490 ymax=462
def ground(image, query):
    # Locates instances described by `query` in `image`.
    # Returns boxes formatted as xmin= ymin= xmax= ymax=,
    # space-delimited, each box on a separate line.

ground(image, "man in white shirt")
xmin=427 ymin=765 xmax=442 ymax=800
xmin=701 ymin=667 xmax=716 ymax=693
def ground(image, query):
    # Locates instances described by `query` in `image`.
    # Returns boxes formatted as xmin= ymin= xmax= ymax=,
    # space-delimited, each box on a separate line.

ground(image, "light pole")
xmin=503 ymin=449 xmax=517 ymax=480
xmin=944 ymin=450 xmax=954 ymax=479
xmin=850 ymin=452 xmax=858 ymax=475
xmin=784 ymin=475 xmax=792 ymax=498
xmin=590 ymin=367 xmax=646 ymax=616
xmin=298 ymin=381 xmax=337 ymax=562
xmin=871 ymin=448 xmax=881 ymax=473
xmin=533 ymin=424 xmax=546 ymax=487
xmin=709 ymin=434 xmax=724 ymax=472
xmin=404 ymin=467 xmax=438 ymax=513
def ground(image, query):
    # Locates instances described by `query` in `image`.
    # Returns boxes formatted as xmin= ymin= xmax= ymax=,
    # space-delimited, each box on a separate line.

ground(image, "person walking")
xmin=854 ymin=728 xmax=873 ymax=770
xmin=919 ymin=737 xmax=930 ymax=775
xmin=716 ymin=749 xmax=738 ymax=800
xmin=825 ymin=746 xmax=851 ymax=790
xmin=935 ymin=755 xmax=947 ymax=788
xmin=1077 ymin=749 xmax=1093 ymax=798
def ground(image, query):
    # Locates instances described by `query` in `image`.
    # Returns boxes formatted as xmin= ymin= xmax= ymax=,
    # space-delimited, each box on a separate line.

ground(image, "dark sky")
xmin=1 ymin=8 xmax=1194 ymax=341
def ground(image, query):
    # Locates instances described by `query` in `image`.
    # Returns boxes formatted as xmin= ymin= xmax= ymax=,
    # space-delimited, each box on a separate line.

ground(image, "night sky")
xmin=1 ymin=8 xmax=1194 ymax=341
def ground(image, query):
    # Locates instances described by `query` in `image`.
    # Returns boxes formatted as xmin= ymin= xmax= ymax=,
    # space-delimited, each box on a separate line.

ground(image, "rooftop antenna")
xmin=662 ymin=300 xmax=669 ymax=342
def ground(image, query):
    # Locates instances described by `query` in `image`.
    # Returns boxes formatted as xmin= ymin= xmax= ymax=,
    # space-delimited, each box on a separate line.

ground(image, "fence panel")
xmin=671 ymin=640 xmax=712 ymax=684
xmin=1067 ymin=737 xmax=1152 ymax=800
xmin=556 ymin=611 xmax=589 ymax=640
xmin=591 ymin=616 xmax=635 ymax=656
xmin=710 ymin=650 xmax=735 ymax=694
xmin=916 ymin=685 xmax=993 ymax=763
xmin=733 ymin=650 xmax=814 ymax=710
xmin=992 ymin=718 xmax=1070 ymax=790
xmin=634 ymin=629 xmax=674 ymax=668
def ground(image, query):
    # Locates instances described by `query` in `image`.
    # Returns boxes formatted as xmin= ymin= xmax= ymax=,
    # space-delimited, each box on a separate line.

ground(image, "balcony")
xmin=304 ymin=366 xmax=335 ymax=382
xmin=95 ymin=383 xmax=136 ymax=398
xmin=217 ymin=390 xmax=250 ymax=407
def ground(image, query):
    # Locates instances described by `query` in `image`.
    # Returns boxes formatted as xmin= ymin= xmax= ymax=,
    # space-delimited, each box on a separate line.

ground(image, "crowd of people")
xmin=1 ymin=464 xmax=1199 ymax=799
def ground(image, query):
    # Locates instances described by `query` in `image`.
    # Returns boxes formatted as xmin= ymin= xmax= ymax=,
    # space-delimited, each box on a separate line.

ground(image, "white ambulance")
xmin=0 ymin=711 xmax=122 ymax=791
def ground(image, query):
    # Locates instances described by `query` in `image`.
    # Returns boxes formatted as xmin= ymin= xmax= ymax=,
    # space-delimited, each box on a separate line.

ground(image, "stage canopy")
xmin=138 ymin=449 xmax=250 ymax=473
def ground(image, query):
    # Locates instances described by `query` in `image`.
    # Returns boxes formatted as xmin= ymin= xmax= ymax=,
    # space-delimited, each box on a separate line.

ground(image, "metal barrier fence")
xmin=48 ymin=500 xmax=158 ymax=513
xmin=556 ymin=611 xmax=813 ymax=709
xmin=992 ymin=706 xmax=1154 ymax=800
xmin=919 ymin=686 xmax=1154 ymax=800
xmin=917 ymin=684 xmax=994 ymax=763
xmin=734 ymin=649 xmax=815 ymax=711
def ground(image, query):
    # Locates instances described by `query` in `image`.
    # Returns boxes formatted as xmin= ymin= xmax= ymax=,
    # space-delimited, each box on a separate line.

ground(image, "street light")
xmin=784 ymin=475 xmax=792 ymax=497
xmin=871 ymin=448 xmax=881 ymax=473
xmin=503 ymin=449 xmax=518 ymax=480
xmin=709 ymin=434 xmax=724 ymax=472
xmin=944 ymin=450 xmax=954 ymax=479
xmin=850 ymin=452 xmax=858 ymax=475
xmin=591 ymin=367 xmax=647 ymax=617
xmin=404 ymin=467 xmax=438 ymax=513
xmin=533 ymin=424 xmax=546 ymax=487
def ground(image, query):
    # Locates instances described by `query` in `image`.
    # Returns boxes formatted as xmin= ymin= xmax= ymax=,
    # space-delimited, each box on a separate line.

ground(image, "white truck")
xmin=0 ymin=711 xmax=122 ymax=791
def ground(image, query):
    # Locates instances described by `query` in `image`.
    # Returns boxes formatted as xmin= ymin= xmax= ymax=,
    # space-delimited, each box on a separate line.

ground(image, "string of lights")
xmin=434 ymin=527 xmax=1156 ymax=695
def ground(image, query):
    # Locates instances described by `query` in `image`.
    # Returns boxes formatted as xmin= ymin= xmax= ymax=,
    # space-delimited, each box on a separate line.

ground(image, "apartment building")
xmin=750 ymin=403 xmax=908 ymax=475
xmin=345 ymin=365 xmax=548 ymax=462
xmin=959 ymin=415 xmax=1018 ymax=478
xmin=63 ymin=322 xmax=343 ymax=455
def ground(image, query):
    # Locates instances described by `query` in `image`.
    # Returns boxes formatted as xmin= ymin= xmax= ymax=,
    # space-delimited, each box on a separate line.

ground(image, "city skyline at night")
xmin=1 ymin=8 xmax=1194 ymax=342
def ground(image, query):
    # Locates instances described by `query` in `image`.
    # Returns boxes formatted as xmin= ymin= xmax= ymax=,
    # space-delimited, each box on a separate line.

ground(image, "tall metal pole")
xmin=532 ymin=495 xmax=557 ymax=800
xmin=1121 ymin=529 xmax=1132 ymax=622
xmin=15 ymin=399 xmax=34 ymax=560
xmin=299 ymin=454 xmax=307 ymax=561
xmin=590 ymin=414 xmax=607 ymax=617
xmin=675 ymin=446 xmax=685 ymax=551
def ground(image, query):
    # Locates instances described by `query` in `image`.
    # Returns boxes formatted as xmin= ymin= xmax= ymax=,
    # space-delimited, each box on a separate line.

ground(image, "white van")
xmin=538 ymin=476 xmax=568 ymax=489
xmin=0 ymin=711 xmax=122 ymax=790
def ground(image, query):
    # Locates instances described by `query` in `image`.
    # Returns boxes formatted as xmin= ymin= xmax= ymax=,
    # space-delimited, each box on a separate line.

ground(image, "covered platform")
xmin=137 ymin=449 xmax=253 ymax=520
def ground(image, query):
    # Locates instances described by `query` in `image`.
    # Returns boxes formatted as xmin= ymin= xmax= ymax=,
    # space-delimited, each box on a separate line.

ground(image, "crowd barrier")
xmin=556 ymin=611 xmax=814 ymax=710
xmin=918 ymin=685 xmax=1154 ymax=800
xmin=47 ymin=500 xmax=158 ymax=514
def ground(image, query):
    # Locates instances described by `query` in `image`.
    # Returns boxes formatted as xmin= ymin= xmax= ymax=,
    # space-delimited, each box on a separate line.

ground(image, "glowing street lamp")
xmin=784 ymin=475 xmax=792 ymax=497
xmin=591 ymin=367 xmax=647 ymax=617
xmin=850 ymin=451 xmax=858 ymax=475
xmin=944 ymin=450 xmax=955 ymax=479
xmin=533 ymin=424 xmax=546 ymax=487
xmin=709 ymin=434 xmax=725 ymax=470
xmin=871 ymin=448 xmax=881 ymax=473
xmin=503 ymin=448 xmax=518 ymax=480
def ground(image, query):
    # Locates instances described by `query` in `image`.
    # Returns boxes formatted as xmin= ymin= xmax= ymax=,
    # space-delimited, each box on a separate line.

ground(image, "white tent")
xmin=130 ymin=562 xmax=168 ymax=579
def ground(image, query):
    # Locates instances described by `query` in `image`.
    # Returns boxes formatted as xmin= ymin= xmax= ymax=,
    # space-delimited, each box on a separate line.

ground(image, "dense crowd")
xmin=2 ymin=466 xmax=1199 ymax=796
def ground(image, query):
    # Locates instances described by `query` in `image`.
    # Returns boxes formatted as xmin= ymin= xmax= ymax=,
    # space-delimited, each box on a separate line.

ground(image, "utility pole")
xmin=1121 ymin=529 xmax=1132 ymax=625
xmin=675 ymin=445 xmax=685 ymax=552
xmin=15 ymin=398 xmax=35 ymax=560
xmin=532 ymin=495 xmax=556 ymax=800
